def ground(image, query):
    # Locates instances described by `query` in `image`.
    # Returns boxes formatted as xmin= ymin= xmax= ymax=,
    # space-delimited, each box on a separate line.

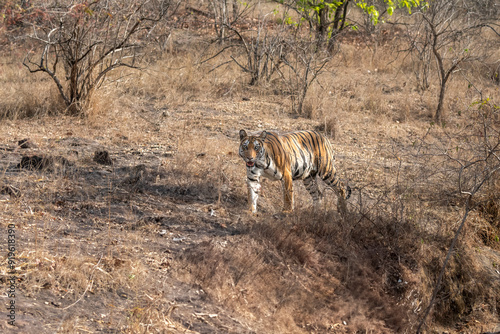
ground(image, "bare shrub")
xmin=226 ymin=9 xmax=286 ymax=85
xmin=280 ymin=39 xmax=332 ymax=114
xmin=403 ymin=0 xmax=499 ymax=122
xmin=22 ymin=0 xmax=179 ymax=115
xmin=205 ymin=3 xmax=336 ymax=114
xmin=207 ymin=0 xmax=253 ymax=44
xmin=401 ymin=97 xmax=500 ymax=331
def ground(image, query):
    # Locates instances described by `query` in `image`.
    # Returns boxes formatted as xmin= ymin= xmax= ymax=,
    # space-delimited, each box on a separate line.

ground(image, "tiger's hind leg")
xmin=303 ymin=175 xmax=323 ymax=209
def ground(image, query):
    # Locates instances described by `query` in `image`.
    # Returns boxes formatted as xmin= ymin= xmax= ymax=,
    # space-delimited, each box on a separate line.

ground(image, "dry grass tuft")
xmin=0 ymin=54 xmax=67 ymax=119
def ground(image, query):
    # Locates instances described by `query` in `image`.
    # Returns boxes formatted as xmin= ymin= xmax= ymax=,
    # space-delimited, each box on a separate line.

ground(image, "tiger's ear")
xmin=259 ymin=131 xmax=267 ymax=140
xmin=239 ymin=129 xmax=247 ymax=141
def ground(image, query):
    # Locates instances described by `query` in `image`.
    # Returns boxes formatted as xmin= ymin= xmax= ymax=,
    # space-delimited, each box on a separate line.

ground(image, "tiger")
xmin=239 ymin=129 xmax=351 ymax=214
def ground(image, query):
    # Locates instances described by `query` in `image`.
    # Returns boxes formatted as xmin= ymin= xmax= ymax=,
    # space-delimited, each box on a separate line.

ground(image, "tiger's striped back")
xmin=275 ymin=131 xmax=334 ymax=179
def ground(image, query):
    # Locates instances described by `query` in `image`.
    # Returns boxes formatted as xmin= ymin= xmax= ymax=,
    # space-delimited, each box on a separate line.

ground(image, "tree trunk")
xmin=332 ymin=0 xmax=349 ymax=31
xmin=328 ymin=0 xmax=349 ymax=52
xmin=316 ymin=6 xmax=330 ymax=50
xmin=435 ymin=80 xmax=446 ymax=122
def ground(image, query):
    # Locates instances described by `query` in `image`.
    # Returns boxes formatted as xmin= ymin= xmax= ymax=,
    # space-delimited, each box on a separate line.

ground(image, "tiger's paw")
xmin=248 ymin=209 xmax=260 ymax=216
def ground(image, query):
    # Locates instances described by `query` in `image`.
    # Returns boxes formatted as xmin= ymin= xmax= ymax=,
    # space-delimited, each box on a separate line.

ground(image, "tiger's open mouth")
xmin=246 ymin=161 xmax=255 ymax=167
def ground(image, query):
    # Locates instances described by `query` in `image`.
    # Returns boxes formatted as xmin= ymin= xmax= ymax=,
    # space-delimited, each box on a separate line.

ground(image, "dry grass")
xmin=0 ymin=44 xmax=67 ymax=119
xmin=1 ymin=8 xmax=500 ymax=334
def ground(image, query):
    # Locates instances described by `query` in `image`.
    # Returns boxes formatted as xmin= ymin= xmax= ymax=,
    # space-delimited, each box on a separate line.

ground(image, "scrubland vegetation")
xmin=1 ymin=1 xmax=499 ymax=333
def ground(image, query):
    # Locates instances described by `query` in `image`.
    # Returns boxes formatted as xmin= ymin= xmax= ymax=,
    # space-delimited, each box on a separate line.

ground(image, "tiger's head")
xmin=239 ymin=129 xmax=267 ymax=168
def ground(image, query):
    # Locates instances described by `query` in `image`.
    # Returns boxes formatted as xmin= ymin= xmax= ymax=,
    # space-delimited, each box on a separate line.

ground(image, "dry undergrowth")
xmin=1 ymin=8 xmax=500 ymax=334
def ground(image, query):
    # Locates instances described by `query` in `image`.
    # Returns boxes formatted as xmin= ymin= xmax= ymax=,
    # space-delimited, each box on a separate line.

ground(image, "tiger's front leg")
xmin=282 ymin=170 xmax=294 ymax=212
xmin=247 ymin=178 xmax=261 ymax=213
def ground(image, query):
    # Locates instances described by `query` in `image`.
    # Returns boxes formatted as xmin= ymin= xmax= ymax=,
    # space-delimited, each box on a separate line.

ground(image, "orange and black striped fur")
xmin=239 ymin=129 xmax=351 ymax=213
